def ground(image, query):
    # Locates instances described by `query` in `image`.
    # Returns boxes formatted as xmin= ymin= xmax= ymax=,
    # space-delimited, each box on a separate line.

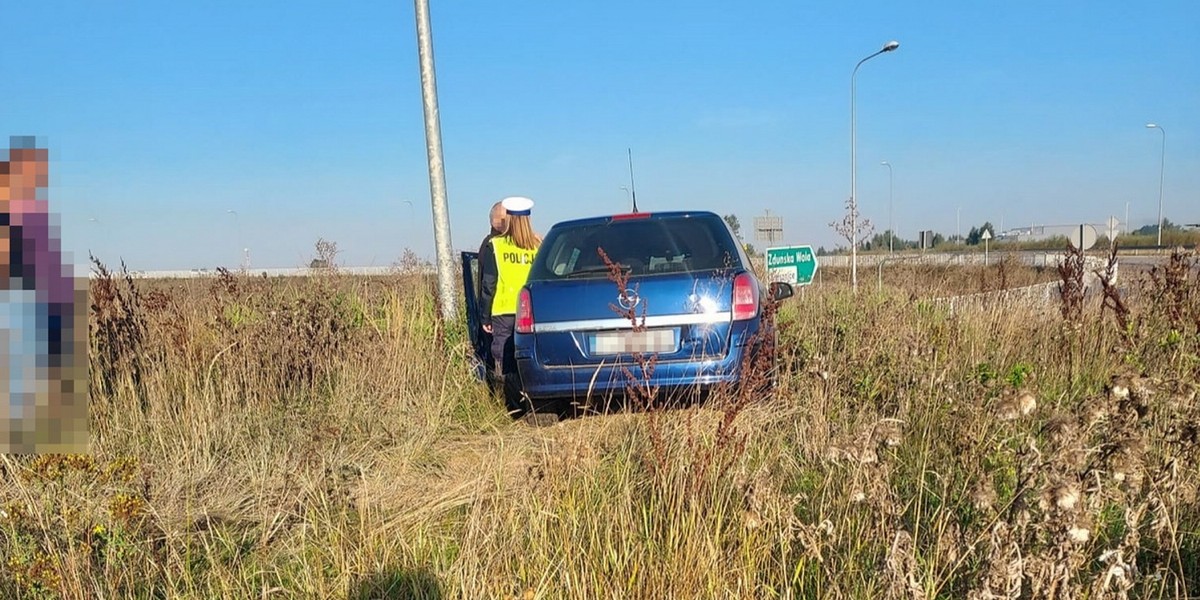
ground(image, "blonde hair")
xmin=505 ymin=214 xmax=541 ymax=250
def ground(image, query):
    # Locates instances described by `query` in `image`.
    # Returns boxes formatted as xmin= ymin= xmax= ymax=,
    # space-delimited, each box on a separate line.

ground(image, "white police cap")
xmin=501 ymin=196 xmax=534 ymax=216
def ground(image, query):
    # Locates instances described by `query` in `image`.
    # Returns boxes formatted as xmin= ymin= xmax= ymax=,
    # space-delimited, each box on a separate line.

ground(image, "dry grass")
xmin=1 ymin=249 xmax=1198 ymax=599
xmin=816 ymin=256 xmax=1061 ymax=298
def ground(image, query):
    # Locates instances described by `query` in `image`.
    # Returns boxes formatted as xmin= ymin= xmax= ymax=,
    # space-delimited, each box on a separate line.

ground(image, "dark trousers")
xmin=490 ymin=315 xmax=517 ymax=376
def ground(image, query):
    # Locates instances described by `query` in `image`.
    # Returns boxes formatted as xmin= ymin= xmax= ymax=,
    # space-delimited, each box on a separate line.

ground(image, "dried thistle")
xmin=1096 ymin=241 xmax=1133 ymax=337
xmin=1066 ymin=524 xmax=1090 ymax=545
xmin=1057 ymin=241 xmax=1086 ymax=322
xmin=1050 ymin=482 xmax=1081 ymax=512
xmin=971 ymin=479 xmax=998 ymax=512
xmin=873 ymin=418 xmax=905 ymax=448
xmin=996 ymin=391 xmax=1036 ymax=421
xmin=1042 ymin=414 xmax=1078 ymax=447
xmin=1108 ymin=376 xmax=1132 ymax=401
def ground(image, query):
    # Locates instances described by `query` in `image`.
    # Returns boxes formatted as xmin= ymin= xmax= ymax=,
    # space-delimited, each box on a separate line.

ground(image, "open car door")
xmin=460 ymin=251 xmax=492 ymax=381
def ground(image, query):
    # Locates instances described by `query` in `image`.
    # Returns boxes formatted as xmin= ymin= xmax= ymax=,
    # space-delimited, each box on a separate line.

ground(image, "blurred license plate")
xmin=591 ymin=329 xmax=677 ymax=355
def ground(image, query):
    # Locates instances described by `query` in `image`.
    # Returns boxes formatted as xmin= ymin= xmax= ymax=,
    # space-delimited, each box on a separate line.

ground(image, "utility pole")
xmin=1145 ymin=123 xmax=1166 ymax=247
xmin=881 ymin=160 xmax=893 ymax=254
xmin=414 ymin=0 xmax=457 ymax=321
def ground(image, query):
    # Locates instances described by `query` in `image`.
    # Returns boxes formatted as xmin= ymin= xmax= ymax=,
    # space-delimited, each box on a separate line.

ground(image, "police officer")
xmin=478 ymin=196 xmax=541 ymax=394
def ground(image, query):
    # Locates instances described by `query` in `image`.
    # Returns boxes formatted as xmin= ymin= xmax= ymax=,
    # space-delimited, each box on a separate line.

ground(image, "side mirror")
xmin=769 ymin=281 xmax=795 ymax=302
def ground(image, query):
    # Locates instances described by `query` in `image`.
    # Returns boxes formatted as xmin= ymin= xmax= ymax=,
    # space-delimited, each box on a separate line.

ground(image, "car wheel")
xmin=521 ymin=412 xmax=560 ymax=427
xmin=767 ymin=328 xmax=780 ymax=391
xmin=502 ymin=371 xmax=530 ymax=417
xmin=742 ymin=333 xmax=779 ymax=398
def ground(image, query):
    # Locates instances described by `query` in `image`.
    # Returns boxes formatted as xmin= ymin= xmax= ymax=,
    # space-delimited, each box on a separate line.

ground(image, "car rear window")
xmin=528 ymin=214 xmax=744 ymax=281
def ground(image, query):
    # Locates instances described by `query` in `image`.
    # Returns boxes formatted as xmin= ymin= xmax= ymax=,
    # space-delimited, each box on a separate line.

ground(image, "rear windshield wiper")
xmin=563 ymin=265 xmax=630 ymax=278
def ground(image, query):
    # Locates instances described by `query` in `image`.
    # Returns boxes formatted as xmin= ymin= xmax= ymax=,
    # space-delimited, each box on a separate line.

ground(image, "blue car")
xmin=462 ymin=210 xmax=793 ymax=413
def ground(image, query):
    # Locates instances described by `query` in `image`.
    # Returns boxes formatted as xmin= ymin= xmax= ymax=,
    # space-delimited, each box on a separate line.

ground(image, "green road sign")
xmin=765 ymin=245 xmax=818 ymax=286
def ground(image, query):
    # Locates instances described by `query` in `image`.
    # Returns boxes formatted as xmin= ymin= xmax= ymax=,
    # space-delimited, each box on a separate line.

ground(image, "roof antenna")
xmin=628 ymin=147 xmax=638 ymax=213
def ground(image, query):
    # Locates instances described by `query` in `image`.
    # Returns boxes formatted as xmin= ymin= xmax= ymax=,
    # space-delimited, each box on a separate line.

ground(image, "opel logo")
xmin=618 ymin=289 xmax=640 ymax=311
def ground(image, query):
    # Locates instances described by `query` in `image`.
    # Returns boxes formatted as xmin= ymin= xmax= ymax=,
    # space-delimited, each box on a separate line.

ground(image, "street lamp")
xmin=1145 ymin=123 xmax=1166 ymax=247
xmin=880 ymin=160 xmax=894 ymax=253
xmin=849 ymin=40 xmax=900 ymax=291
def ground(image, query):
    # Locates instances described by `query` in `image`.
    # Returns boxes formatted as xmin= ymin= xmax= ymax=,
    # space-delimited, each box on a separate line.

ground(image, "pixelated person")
xmin=1 ymin=135 xmax=88 ymax=453
xmin=476 ymin=201 xmax=508 ymax=367
xmin=477 ymin=196 xmax=540 ymax=410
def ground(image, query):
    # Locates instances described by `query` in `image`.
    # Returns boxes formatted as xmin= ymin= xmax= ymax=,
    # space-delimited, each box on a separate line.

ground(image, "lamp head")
xmin=882 ymin=40 xmax=900 ymax=52
xmin=1145 ymin=123 xmax=1158 ymax=129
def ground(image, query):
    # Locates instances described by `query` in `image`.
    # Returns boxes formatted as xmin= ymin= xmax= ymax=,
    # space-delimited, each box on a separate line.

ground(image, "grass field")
xmin=1 ymin=248 xmax=1197 ymax=599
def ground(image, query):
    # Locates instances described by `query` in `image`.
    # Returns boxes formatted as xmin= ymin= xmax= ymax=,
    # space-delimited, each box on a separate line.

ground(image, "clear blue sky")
xmin=4 ymin=0 xmax=1197 ymax=270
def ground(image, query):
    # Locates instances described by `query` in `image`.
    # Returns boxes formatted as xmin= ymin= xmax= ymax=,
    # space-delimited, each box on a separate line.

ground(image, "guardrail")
xmin=930 ymin=272 xmax=1109 ymax=314
xmin=819 ymin=251 xmax=1112 ymax=269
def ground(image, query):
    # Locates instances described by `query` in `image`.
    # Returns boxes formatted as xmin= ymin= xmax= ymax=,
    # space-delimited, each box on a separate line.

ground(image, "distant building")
xmin=997 ymin=224 xmax=1100 ymax=249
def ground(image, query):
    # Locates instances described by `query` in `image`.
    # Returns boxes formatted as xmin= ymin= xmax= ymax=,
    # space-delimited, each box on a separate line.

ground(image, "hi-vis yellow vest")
xmin=490 ymin=235 xmax=537 ymax=316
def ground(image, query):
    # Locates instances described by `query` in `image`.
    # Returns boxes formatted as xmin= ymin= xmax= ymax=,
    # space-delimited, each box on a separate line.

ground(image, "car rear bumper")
xmin=515 ymin=346 xmax=747 ymax=401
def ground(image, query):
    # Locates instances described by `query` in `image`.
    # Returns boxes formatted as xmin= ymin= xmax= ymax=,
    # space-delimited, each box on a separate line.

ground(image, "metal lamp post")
xmin=881 ymin=160 xmax=893 ymax=253
xmin=1145 ymin=123 xmax=1166 ymax=247
xmin=850 ymin=40 xmax=899 ymax=291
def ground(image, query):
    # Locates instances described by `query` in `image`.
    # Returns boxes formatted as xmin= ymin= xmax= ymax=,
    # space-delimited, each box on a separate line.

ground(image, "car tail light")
xmin=516 ymin=288 xmax=534 ymax=333
xmin=611 ymin=212 xmax=651 ymax=221
xmin=732 ymin=273 xmax=758 ymax=321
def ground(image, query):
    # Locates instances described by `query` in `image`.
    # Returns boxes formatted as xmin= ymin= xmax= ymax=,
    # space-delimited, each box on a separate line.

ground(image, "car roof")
xmin=548 ymin=210 xmax=722 ymax=229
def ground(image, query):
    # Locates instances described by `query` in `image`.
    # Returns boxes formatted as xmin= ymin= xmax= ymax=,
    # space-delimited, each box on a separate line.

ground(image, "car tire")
xmin=742 ymin=332 xmax=779 ymax=399
xmin=521 ymin=412 xmax=560 ymax=427
xmin=503 ymin=371 xmax=530 ymax=418
xmin=766 ymin=328 xmax=780 ymax=392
